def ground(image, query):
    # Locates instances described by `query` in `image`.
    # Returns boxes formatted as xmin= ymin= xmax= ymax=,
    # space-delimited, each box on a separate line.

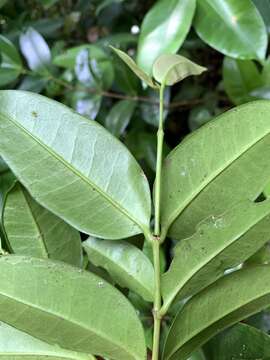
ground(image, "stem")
xmin=154 ymin=81 xmax=166 ymax=236
xmin=152 ymin=81 xmax=166 ymax=360
xmin=152 ymin=239 xmax=161 ymax=360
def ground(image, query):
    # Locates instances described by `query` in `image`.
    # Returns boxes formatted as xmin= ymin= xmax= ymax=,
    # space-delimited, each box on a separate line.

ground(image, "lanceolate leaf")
xmin=137 ymin=0 xmax=196 ymax=75
xmin=163 ymin=265 xmax=270 ymax=360
xmin=83 ymin=237 xmax=154 ymax=301
xmin=162 ymin=199 xmax=270 ymax=312
xmin=110 ymin=46 xmax=158 ymax=88
xmin=153 ymin=54 xmax=206 ymax=86
xmin=3 ymin=182 xmax=82 ymax=266
xmin=0 ymin=256 xmax=146 ymax=360
xmin=160 ymin=101 xmax=270 ymax=240
xmin=194 ymin=0 xmax=267 ymax=60
xmin=204 ymin=323 xmax=270 ymax=360
xmin=0 ymin=90 xmax=151 ymax=239
xmin=0 ymin=321 xmax=96 ymax=360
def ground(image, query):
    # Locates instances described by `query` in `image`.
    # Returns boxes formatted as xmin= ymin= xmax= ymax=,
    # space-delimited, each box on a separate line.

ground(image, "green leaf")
xmin=0 ymin=321 xmax=96 ymax=360
xmin=38 ymin=0 xmax=60 ymax=9
xmin=53 ymin=45 xmax=114 ymax=90
xmin=194 ymin=0 xmax=268 ymax=60
xmin=96 ymin=0 xmax=125 ymax=15
xmin=83 ymin=236 xmax=154 ymax=301
xmin=3 ymin=182 xmax=82 ymax=266
xmin=19 ymin=27 xmax=51 ymax=72
xmin=152 ymin=54 xmax=206 ymax=86
xmin=0 ymin=255 xmax=146 ymax=360
xmin=204 ymin=323 xmax=270 ymax=360
xmin=105 ymin=100 xmax=136 ymax=137
xmin=0 ymin=90 xmax=151 ymax=239
xmin=110 ymin=46 xmax=158 ymax=89
xmin=160 ymin=101 xmax=270 ymax=240
xmin=245 ymin=243 xmax=270 ymax=265
xmin=223 ymin=57 xmax=264 ymax=104
xmin=0 ymin=35 xmax=22 ymax=86
xmin=162 ymin=199 xmax=270 ymax=312
xmin=73 ymin=91 xmax=102 ymax=120
xmin=0 ymin=161 xmax=16 ymax=243
xmin=188 ymin=350 xmax=206 ymax=360
xmin=253 ymin=0 xmax=270 ymax=33
xmin=137 ymin=0 xmax=196 ymax=75
xmin=163 ymin=265 xmax=270 ymax=360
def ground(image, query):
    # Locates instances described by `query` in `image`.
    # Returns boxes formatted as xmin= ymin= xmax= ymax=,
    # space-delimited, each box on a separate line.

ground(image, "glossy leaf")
xmin=194 ymin=0 xmax=268 ymax=60
xmin=253 ymin=0 xmax=270 ymax=33
xmin=75 ymin=49 xmax=99 ymax=89
xmin=73 ymin=92 xmax=102 ymax=120
xmin=204 ymin=323 xmax=270 ymax=360
xmin=0 ymin=321 xmax=96 ymax=360
xmin=160 ymin=101 xmax=270 ymax=240
xmin=0 ymin=256 xmax=146 ymax=360
xmin=54 ymin=45 xmax=114 ymax=90
xmin=110 ymin=46 xmax=158 ymax=88
xmin=0 ymin=35 xmax=22 ymax=86
xmin=137 ymin=0 xmax=196 ymax=75
xmin=105 ymin=100 xmax=136 ymax=137
xmin=3 ymin=182 xmax=82 ymax=266
xmin=163 ymin=265 xmax=270 ymax=360
xmin=223 ymin=57 xmax=264 ymax=104
xmin=153 ymin=54 xmax=206 ymax=86
xmin=162 ymin=199 xmax=270 ymax=312
xmin=19 ymin=27 xmax=51 ymax=72
xmin=0 ymin=90 xmax=151 ymax=239
xmin=83 ymin=236 xmax=154 ymax=301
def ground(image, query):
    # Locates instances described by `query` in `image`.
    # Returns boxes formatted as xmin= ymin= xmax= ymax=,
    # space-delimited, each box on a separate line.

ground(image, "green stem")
xmin=152 ymin=81 xmax=166 ymax=360
xmin=152 ymin=239 xmax=161 ymax=360
xmin=154 ymin=82 xmax=166 ymax=236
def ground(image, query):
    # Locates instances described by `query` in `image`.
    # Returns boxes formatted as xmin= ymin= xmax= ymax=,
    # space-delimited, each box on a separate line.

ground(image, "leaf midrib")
xmin=0 ymin=291 xmax=138 ymax=360
xmin=20 ymin=186 xmax=49 ymax=258
xmin=0 ymin=111 xmax=145 ymax=234
xmin=167 ymin=285 xmax=270 ymax=359
xmin=163 ymin=118 xmax=270 ymax=237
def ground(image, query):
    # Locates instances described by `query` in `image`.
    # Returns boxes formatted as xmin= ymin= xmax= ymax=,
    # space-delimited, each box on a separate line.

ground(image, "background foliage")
xmin=1 ymin=0 xmax=270 ymax=359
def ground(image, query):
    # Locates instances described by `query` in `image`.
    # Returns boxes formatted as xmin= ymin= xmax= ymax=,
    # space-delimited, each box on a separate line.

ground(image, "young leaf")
xmin=110 ymin=46 xmax=159 ymax=89
xmin=223 ymin=57 xmax=264 ymax=104
xmin=83 ymin=237 xmax=154 ymax=301
xmin=160 ymin=101 xmax=270 ymax=240
xmin=152 ymin=54 xmax=206 ymax=86
xmin=0 ymin=256 xmax=146 ymax=360
xmin=19 ymin=27 xmax=51 ymax=72
xmin=162 ymin=199 xmax=270 ymax=312
xmin=105 ymin=100 xmax=136 ymax=137
xmin=0 ymin=90 xmax=151 ymax=239
xmin=194 ymin=0 xmax=267 ymax=60
xmin=0 ymin=35 xmax=23 ymax=86
xmin=137 ymin=0 xmax=196 ymax=75
xmin=163 ymin=265 xmax=270 ymax=360
xmin=204 ymin=323 xmax=270 ymax=360
xmin=0 ymin=321 xmax=96 ymax=360
xmin=3 ymin=182 xmax=82 ymax=266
